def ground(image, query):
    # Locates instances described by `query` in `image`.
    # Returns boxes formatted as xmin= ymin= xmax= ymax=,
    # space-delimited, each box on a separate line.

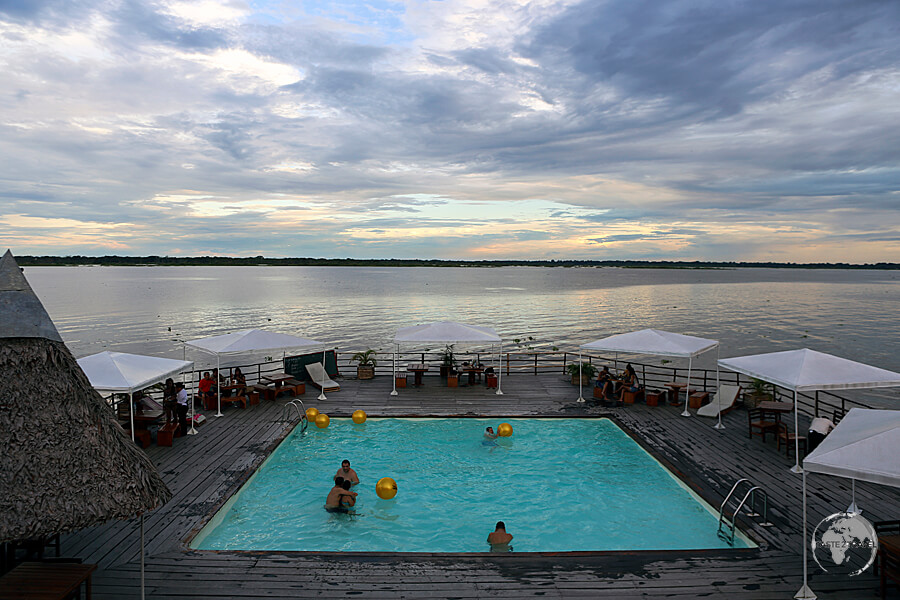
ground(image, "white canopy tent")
xmin=77 ymin=351 xmax=193 ymax=441
xmin=580 ymin=329 xmax=719 ymax=419
xmin=391 ymin=321 xmax=503 ymax=396
xmin=718 ymin=348 xmax=900 ymax=472
xmin=185 ymin=329 xmax=327 ymax=414
xmin=795 ymin=408 xmax=900 ymax=599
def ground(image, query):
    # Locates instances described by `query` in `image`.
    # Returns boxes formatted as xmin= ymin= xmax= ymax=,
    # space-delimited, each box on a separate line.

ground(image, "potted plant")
xmin=566 ymin=362 xmax=598 ymax=385
xmin=745 ymin=378 xmax=772 ymax=408
xmin=439 ymin=345 xmax=455 ymax=378
xmin=352 ymin=349 xmax=377 ymax=380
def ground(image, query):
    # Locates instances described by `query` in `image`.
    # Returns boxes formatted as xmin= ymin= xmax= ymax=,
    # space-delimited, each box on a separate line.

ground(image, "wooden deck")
xmin=61 ymin=374 xmax=899 ymax=599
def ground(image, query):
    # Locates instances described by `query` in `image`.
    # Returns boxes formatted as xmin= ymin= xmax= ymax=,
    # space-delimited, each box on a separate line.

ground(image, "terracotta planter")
xmin=357 ymin=365 xmax=375 ymax=380
xmin=571 ymin=374 xmax=591 ymax=386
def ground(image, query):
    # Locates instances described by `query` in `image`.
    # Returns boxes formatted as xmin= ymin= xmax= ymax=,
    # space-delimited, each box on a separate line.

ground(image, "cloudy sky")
xmin=1 ymin=0 xmax=898 ymax=261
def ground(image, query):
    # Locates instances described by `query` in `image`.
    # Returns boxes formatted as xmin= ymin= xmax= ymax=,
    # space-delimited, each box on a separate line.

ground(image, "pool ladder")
xmin=717 ymin=478 xmax=772 ymax=545
xmin=280 ymin=399 xmax=308 ymax=432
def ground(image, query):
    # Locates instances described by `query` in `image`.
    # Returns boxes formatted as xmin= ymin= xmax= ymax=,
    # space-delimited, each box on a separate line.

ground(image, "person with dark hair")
xmin=808 ymin=416 xmax=836 ymax=452
xmin=482 ymin=426 xmax=499 ymax=446
xmin=325 ymin=476 xmax=357 ymax=513
xmin=595 ymin=366 xmax=613 ymax=400
xmin=487 ymin=521 xmax=513 ymax=552
xmin=175 ymin=382 xmax=189 ymax=436
xmin=335 ymin=459 xmax=359 ymax=486
xmin=163 ymin=378 xmax=177 ymax=424
xmin=617 ymin=364 xmax=640 ymax=402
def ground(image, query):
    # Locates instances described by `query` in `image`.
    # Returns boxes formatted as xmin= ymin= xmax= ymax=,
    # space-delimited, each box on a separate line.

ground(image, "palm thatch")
xmin=0 ymin=250 xmax=172 ymax=543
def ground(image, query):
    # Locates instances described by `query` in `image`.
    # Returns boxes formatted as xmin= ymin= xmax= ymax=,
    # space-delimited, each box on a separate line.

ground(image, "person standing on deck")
xmin=175 ymin=382 xmax=189 ymax=436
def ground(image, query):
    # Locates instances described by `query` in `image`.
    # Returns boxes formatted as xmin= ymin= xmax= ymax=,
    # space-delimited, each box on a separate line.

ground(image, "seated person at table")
xmin=227 ymin=367 xmax=247 ymax=397
xmin=808 ymin=417 xmax=835 ymax=452
xmin=617 ymin=364 xmax=640 ymax=401
xmin=198 ymin=372 xmax=215 ymax=403
xmin=212 ymin=368 xmax=225 ymax=396
xmin=595 ymin=366 xmax=613 ymax=400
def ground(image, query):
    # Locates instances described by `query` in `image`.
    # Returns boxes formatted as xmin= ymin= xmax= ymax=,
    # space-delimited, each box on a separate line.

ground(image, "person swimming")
xmin=324 ymin=477 xmax=357 ymax=513
xmin=482 ymin=426 xmax=499 ymax=446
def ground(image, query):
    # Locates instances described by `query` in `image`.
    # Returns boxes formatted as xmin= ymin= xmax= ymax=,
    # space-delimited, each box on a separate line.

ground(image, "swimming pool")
xmin=191 ymin=418 xmax=754 ymax=552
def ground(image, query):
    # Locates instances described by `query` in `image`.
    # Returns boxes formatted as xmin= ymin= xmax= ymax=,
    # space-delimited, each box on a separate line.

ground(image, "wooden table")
xmin=664 ymin=382 xmax=691 ymax=405
xmin=407 ymin=364 xmax=429 ymax=387
xmin=462 ymin=366 xmax=484 ymax=386
xmin=0 ymin=561 xmax=97 ymax=599
xmin=261 ymin=373 xmax=294 ymax=387
xmin=758 ymin=401 xmax=793 ymax=423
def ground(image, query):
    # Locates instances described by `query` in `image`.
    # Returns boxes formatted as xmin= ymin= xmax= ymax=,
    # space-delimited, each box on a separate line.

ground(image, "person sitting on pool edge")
xmin=335 ymin=459 xmax=359 ymax=486
xmin=325 ymin=476 xmax=357 ymax=513
xmin=487 ymin=521 xmax=513 ymax=552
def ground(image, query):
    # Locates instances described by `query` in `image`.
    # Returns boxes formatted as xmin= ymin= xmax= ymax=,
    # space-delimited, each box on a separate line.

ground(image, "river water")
xmin=26 ymin=265 xmax=899 ymax=379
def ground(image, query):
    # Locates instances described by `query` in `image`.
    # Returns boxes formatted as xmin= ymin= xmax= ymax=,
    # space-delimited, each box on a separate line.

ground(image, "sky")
xmin=1 ymin=0 xmax=898 ymax=262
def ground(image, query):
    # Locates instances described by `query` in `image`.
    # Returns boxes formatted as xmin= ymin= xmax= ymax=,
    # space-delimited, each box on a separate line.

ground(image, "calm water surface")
xmin=25 ymin=266 xmax=900 ymax=403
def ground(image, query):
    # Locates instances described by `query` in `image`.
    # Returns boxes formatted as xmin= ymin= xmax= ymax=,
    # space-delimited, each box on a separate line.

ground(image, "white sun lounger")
xmin=305 ymin=362 xmax=340 ymax=392
xmin=697 ymin=385 xmax=741 ymax=417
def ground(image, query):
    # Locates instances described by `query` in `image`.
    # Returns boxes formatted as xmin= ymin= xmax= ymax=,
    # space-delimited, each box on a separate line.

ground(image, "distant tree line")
xmin=14 ymin=255 xmax=900 ymax=269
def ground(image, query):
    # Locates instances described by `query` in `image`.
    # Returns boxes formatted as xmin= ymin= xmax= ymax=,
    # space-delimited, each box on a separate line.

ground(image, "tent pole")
xmin=795 ymin=470 xmax=816 ymax=599
xmin=391 ymin=344 xmax=398 ymax=396
xmin=847 ymin=479 xmax=859 ymax=514
xmin=318 ymin=347 xmax=327 ymax=401
xmin=681 ymin=356 xmax=692 ymax=417
xmin=140 ymin=512 xmax=145 ymax=600
xmin=714 ymin=345 xmax=725 ymax=430
xmin=187 ymin=365 xmax=197 ymax=435
xmin=129 ymin=391 xmax=136 ymax=442
xmin=577 ymin=350 xmax=584 ymax=402
xmin=215 ymin=354 xmax=223 ymax=417
xmin=791 ymin=389 xmax=802 ymax=473
xmin=495 ymin=342 xmax=503 ymax=395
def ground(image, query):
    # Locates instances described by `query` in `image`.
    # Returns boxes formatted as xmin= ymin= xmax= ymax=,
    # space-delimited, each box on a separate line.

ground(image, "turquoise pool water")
xmin=191 ymin=418 xmax=753 ymax=552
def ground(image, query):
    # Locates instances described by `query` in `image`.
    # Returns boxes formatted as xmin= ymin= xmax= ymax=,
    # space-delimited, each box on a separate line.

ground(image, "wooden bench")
xmin=157 ymin=422 xmax=179 ymax=447
xmin=645 ymin=390 xmax=664 ymax=407
xmin=689 ymin=391 xmax=710 ymax=409
xmin=222 ymin=395 xmax=248 ymax=409
xmin=283 ymin=378 xmax=306 ymax=396
xmin=134 ymin=429 xmax=151 ymax=448
xmin=252 ymin=384 xmax=276 ymax=401
xmin=623 ymin=388 xmax=644 ymax=404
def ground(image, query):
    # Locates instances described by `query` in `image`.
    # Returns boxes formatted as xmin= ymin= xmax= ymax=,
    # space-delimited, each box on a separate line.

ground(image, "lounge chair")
xmin=305 ymin=362 xmax=340 ymax=392
xmin=697 ymin=385 xmax=741 ymax=418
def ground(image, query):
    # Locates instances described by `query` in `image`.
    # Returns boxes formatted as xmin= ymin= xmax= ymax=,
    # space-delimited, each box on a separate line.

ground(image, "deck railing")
xmin=107 ymin=349 xmax=878 ymax=423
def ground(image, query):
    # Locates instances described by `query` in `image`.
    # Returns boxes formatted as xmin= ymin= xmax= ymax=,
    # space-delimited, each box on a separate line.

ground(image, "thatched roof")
xmin=0 ymin=251 xmax=172 ymax=543
xmin=0 ymin=249 xmax=62 ymax=342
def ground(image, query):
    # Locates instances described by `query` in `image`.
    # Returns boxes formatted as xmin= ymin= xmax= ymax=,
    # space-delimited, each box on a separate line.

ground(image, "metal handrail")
xmin=281 ymin=399 xmax=308 ymax=432
xmin=718 ymin=479 xmax=771 ymax=545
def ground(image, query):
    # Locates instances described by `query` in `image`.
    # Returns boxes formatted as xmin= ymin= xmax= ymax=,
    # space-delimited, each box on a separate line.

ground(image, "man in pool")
xmin=335 ymin=459 xmax=359 ymax=486
xmin=483 ymin=426 xmax=498 ymax=444
xmin=487 ymin=521 xmax=513 ymax=552
xmin=324 ymin=476 xmax=357 ymax=513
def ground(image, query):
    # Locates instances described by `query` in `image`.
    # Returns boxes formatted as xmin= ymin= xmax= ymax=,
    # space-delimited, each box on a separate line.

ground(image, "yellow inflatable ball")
xmin=305 ymin=407 xmax=319 ymax=421
xmin=352 ymin=409 xmax=367 ymax=424
xmin=315 ymin=413 xmax=330 ymax=429
xmin=376 ymin=477 xmax=398 ymax=500
xmin=498 ymin=422 xmax=513 ymax=437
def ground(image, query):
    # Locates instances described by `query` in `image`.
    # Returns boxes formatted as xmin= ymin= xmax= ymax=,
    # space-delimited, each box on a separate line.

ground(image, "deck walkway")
xmin=61 ymin=374 xmax=898 ymax=599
